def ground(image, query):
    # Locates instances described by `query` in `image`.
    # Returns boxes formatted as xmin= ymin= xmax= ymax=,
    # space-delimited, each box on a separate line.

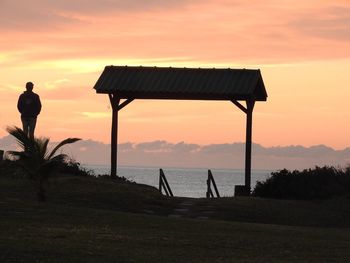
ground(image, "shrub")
xmin=59 ymin=158 xmax=94 ymax=177
xmin=0 ymin=159 xmax=26 ymax=178
xmin=253 ymin=165 xmax=350 ymax=200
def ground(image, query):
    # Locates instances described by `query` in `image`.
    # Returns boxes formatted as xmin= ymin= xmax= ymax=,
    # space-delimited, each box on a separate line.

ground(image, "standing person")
xmin=17 ymin=82 xmax=42 ymax=138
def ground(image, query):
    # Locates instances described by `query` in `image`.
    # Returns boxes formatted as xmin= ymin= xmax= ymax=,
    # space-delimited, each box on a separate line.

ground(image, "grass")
xmin=190 ymin=196 xmax=350 ymax=227
xmin=1 ymin=173 xmax=350 ymax=262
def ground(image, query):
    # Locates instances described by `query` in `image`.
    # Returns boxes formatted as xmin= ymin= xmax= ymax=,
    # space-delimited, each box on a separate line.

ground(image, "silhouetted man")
xmin=17 ymin=82 xmax=42 ymax=138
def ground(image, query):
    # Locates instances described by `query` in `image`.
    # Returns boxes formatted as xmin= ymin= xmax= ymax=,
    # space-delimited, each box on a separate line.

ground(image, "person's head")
xmin=25 ymin=82 xmax=34 ymax=92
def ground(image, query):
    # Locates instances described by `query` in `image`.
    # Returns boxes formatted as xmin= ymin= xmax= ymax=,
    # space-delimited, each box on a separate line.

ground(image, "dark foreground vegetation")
xmin=0 ymin=159 xmax=175 ymax=215
xmin=253 ymin=166 xmax=350 ymax=200
xmin=1 ymin=160 xmax=350 ymax=262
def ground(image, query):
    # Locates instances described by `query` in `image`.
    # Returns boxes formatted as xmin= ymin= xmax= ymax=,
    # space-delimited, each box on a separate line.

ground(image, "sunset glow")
xmin=1 ymin=0 xmax=350 ymax=149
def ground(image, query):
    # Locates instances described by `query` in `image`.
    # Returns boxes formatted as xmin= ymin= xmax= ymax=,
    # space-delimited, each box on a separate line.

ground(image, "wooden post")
xmin=108 ymin=96 xmax=133 ymax=178
xmin=159 ymin=169 xmax=163 ymax=194
xmin=207 ymin=170 xmax=220 ymax=198
xmin=245 ymin=100 xmax=255 ymax=193
xmin=159 ymin=169 xmax=173 ymax=197
xmin=209 ymin=170 xmax=220 ymax=198
xmin=109 ymin=94 xmax=120 ymax=179
xmin=206 ymin=176 xmax=212 ymax=198
xmin=111 ymin=107 xmax=118 ymax=178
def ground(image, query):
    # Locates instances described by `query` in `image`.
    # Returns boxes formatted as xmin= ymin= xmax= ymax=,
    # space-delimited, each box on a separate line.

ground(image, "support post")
xmin=245 ymin=99 xmax=255 ymax=193
xmin=109 ymin=94 xmax=120 ymax=178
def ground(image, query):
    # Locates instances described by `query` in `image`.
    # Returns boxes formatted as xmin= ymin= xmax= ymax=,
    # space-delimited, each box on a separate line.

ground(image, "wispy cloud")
xmin=0 ymin=0 xmax=198 ymax=30
xmin=80 ymin=112 xmax=110 ymax=119
xmin=290 ymin=5 xmax=350 ymax=41
xmin=39 ymin=85 xmax=92 ymax=101
xmin=2 ymin=0 xmax=350 ymax=63
xmin=43 ymin=79 xmax=71 ymax=90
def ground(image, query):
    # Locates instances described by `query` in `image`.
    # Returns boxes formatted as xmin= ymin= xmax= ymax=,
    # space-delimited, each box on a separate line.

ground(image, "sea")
xmin=83 ymin=165 xmax=273 ymax=198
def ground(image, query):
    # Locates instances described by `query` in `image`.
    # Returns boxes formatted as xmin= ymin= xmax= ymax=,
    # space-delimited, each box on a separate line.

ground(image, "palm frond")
xmin=48 ymin=153 xmax=68 ymax=164
xmin=48 ymin=138 xmax=81 ymax=159
xmin=6 ymin=126 xmax=81 ymax=202
xmin=41 ymin=154 xmax=68 ymax=174
xmin=6 ymin=126 xmax=34 ymax=152
xmin=36 ymin=137 xmax=50 ymax=160
xmin=6 ymin=150 xmax=25 ymax=158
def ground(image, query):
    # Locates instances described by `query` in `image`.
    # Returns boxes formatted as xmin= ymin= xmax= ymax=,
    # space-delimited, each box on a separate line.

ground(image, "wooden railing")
xmin=206 ymin=170 xmax=220 ymax=198
xmin=159 ymin=169 xmax=174 ymax=197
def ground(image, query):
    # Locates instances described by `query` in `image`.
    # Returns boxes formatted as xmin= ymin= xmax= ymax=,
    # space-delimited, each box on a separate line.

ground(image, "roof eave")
xmin=94 ymin=89 xmax=267 ymax=101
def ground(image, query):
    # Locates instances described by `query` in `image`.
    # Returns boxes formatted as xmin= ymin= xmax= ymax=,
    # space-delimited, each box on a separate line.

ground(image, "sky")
xmin=1 ymin=0 xmax=350 ymax=155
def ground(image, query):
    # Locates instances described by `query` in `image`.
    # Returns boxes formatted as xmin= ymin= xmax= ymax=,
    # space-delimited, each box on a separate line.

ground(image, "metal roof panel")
xmin=93 ymin=66 xmax=267 ymax=101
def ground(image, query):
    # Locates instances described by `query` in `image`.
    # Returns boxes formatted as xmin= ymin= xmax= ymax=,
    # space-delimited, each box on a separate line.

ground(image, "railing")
xmin=206 ymin=170 xmax=220 ymax=198
xmin=159 ymin=169 xmax=174 ymax=197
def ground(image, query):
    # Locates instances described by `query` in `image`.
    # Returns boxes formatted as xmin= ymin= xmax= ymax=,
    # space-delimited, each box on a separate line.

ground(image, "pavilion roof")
xmin=93 ymin=65 xmax=267 ymax=101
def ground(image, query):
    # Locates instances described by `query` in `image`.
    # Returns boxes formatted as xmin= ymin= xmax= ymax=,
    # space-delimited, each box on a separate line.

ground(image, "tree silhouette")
xmin=6 ymin=126 xmax=80 ymax=202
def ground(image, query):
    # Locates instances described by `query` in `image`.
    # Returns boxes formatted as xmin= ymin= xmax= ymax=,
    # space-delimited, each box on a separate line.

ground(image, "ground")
xmin=1 ymin=174 xmax=350 ymax=262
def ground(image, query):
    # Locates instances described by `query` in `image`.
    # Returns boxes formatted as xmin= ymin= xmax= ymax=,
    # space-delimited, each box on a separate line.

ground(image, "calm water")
xmin=83 ymin=165 xmax=272 ymax=198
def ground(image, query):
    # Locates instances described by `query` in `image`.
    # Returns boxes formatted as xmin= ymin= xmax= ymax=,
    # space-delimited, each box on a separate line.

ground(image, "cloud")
xmin=0 ymin=0 xmax=80 ymax=31
xmin=171 ymin=141 xmax=199 ymax=153
xmin=49 ymin=0 xmax=198 ymax=14
xmin=0 ymin=0 xmax=198 ymax=30
xmin=0 ymin=135 xmax=16 ymax=148
xmin=201 ymin=143 xmax=245 ymax=155
xmin=80 ymin=112 xmax=110 ymax=119
xmin=2 ymin=0 xmax=350 ymax=64
xmin=135 ymin=140 xmax=171 ymax=152
xmin=134 ymin=140 xmax=199 ymax=153
xmin=39 ymin=85 xmax=93 ymax=101
xmin=2 ymin=136 xmax=348 ymax=170
xmin=43 ymin=79 xmax=71 ymax=90
xmin=290 ymin=6 xmax=350 ymax=41
xmin=252 ymin=144 xmax=336 ymax=158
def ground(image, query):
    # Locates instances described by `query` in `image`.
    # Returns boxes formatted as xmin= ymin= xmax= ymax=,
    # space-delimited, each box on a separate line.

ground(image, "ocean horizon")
xmin=83 ymin=164 xmax=273 ymax=198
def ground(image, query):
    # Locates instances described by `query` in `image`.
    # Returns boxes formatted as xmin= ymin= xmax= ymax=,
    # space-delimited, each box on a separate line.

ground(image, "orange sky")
xmin=1 ymin=0 xmax=350 ymax=149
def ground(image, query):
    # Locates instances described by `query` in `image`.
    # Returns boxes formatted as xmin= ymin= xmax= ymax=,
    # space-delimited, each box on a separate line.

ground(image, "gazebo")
xmin=93 ymin=65 xmax=267 ymax=193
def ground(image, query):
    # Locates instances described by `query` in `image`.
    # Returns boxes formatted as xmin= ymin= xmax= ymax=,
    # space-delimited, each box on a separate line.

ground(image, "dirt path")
xmin=168 ymin=199 xmax=215 ymax=219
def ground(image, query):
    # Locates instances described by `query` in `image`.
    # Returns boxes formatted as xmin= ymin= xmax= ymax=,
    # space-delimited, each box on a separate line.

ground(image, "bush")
xmin=1 ymin=158 xmax=94 ymax=178
xmin=59 ymin=158 xmax=94 ymax=177
xmin=253 ymin=166 xmax=350 ymax=200
xmin=0 ymin=159 xmax=26 ymax=178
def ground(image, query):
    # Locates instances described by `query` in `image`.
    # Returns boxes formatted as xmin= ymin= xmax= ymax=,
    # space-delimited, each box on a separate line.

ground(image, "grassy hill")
xmin=1 ymin=173 xmax=350 ymax=262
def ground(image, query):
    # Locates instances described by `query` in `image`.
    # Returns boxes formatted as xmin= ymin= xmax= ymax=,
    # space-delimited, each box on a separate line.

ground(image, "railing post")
xmin=159 ymin=169 xmax=174 ymax=197
xmin=207 ymin=170 xmax=220 ymax=198
xmin=159 ymin=169 xmax=162 ymax=194
xmin=206 ymin=176 xmax=212 ymax=198
xmin=209 ymin=170 xmax=220 ymax=198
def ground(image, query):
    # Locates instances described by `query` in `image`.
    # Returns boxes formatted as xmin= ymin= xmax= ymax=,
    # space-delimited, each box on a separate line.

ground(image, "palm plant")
xmin=6 ymin=126 xmax=81 ymax=202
